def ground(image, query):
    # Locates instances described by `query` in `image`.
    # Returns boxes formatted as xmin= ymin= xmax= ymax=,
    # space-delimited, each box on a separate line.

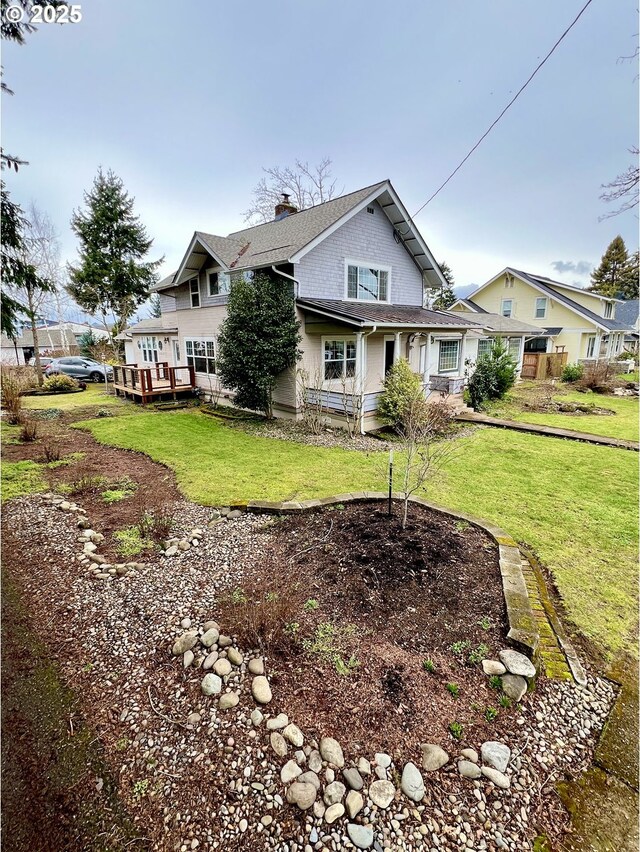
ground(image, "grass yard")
xmin=22 ymin=384 xmax=125 ymax=412
xmin=484 ymin=386 xmax=639 ymax=442
xmin=82 ymin=410 xmax=638 ymax=661
xmin=1 ymin=460 xmax=46 ymax=503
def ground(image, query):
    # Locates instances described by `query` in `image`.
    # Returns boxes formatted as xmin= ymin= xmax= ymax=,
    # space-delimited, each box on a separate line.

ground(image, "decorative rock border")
xmin=241 ymin=491 xmax=541 ymax=662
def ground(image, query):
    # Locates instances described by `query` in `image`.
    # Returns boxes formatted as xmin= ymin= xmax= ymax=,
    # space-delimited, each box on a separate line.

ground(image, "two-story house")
xmin=450 ymin=268 xmax=631 ymax=367
xmin=118 ymin=180 xmax=492 ymax=429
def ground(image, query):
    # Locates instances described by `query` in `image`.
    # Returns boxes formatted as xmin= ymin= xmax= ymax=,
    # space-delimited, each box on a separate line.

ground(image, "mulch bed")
xmin=226 ymin=501 xmax=518 ymax=757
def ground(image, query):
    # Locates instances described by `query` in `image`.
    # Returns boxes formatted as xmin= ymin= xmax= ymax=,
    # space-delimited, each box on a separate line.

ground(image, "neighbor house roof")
xmin=115 ymin=317 xmax=178 ymax=340
xmin=615 ymin=299 xmax=639 ymax=329
xmin=297 ymin=299 xmax=484 ymax=330
xmin=452 ymin=298 xmax=489 ymax=313
xmin=155 ymin=180 xmax=449 ymax=294
xmin=448 ymin=311 xmax=544 ymax=336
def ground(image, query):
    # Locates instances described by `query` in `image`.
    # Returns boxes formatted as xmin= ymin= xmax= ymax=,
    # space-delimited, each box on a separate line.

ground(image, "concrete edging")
xmin=237 ymin=492 xmax=540 ymax=662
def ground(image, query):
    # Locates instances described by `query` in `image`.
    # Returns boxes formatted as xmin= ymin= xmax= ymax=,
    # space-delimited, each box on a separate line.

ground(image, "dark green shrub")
xmin=377 ymin=358 xmax=423 ymax=427
xmin=561 ymin=363 xmax=583 ymax=383
xmin=467 ymin=338 xmax=517 ymax=410
xmin=42 ymin=373 xmax=79 ymax=393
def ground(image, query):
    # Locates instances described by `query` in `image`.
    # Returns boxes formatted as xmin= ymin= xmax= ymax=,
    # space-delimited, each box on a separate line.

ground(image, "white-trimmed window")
xmin=535 ymin=297 xmax=547 ymax=319
xmin=438 ymin=339 xmax=459 ymax=373
xmin=604 ymin=301 xmax=613 ymax=319
xmin=501 ymin=299 xmax=513 ymax=318
xmin=508 ymin=337 xmax=521 ymax=361
xmin=477 ymin=338 xmax=493 ymax=358
xmin=586 ymin=336 xmax=597 ymax=358
xmin=189 ymin=278 xmax=200 ymax=308
xmin=185 ymin=338 xmax=216 ymax=374
xmin=141 ymin=336 xmax=158 ymax=363
xmin=346 ymin=262 xmax=389 ymax=302
xmin=324 ymin=339 xmax=356 ymax=380
xmin=208 ymin=271 xmax=231 ymax=296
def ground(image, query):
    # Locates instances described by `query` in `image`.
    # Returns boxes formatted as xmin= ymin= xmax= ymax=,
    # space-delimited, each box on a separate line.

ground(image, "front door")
xmin=384 ymin=339 xmax=395 ymax=373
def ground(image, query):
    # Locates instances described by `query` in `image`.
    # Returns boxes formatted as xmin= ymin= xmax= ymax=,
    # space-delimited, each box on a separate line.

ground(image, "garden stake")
xmin=388 ymin=449 xmax=393 ymax=516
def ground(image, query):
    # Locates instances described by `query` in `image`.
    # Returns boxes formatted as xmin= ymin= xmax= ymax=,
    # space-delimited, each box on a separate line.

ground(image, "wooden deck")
xmin=113 ymin=362 xmax=196 ymax=404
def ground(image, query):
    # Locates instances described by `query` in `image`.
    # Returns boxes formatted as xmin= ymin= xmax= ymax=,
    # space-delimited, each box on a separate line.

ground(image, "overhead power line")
xmin=412 ymin=0 xmax=595 ymax=218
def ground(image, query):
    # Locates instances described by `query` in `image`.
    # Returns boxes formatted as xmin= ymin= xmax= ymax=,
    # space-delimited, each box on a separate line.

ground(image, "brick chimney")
xmin=274 ymin=193 xmax=298 ymax=220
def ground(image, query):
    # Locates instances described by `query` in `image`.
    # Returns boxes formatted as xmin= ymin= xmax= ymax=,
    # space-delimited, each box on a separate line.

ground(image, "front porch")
xmin=113 ymin=362 xmax=196 ymax=404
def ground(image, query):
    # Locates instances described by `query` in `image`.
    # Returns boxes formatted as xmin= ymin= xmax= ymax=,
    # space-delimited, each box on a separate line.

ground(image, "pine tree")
xmin=66 ymin=169 xmax=162 ymax=340
xmin=217 ymin=272 xmax=301 ymax=417
xmin=149 ymin=293 xmax=162 ymax=318
xmin=619 ymin=250 xmax=639 ymax=300
xmin=432 ymin=261 xmax=456 ymax=310
xmin=589 ymin=236 xmax=630 ymax=298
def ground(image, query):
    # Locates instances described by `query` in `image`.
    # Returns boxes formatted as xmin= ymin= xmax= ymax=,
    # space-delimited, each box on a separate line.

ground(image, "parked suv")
xmin=28 ymin=356 xmax=54 ymax=368
xmin=44 ymin=357 xmax=114 ymax=382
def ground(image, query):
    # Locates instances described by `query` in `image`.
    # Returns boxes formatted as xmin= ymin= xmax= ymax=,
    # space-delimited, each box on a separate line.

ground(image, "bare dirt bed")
xmin=225 ymin=502 xmax=516 ymax=757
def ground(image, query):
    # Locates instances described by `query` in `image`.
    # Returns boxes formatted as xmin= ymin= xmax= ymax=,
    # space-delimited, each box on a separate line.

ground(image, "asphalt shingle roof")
xmin=615 ymin=299 xmax=639 ymax=328
xmin=449 ymin=311 xmax=543 ymax=335
xmin=297 ymin=299 xmax=484 ymax=328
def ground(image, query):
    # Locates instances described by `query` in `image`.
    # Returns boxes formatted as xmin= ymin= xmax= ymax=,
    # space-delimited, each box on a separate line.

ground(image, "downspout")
xmin=271 ymin=265 xmax=299 ymax=298
xmin=360 ymin=325 xmax=377 ymax=434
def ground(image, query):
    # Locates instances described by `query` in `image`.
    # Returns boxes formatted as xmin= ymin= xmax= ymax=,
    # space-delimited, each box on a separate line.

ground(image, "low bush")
xmin=114 ymin=526 xmax=152 ymax=557
xmin=467 ymin=338 xmax=517 ymax=410
xmin=561 ymin=363 xmax=584 ymax=383
xmin=218 ymin=579 xmax=304 ymax=653
xmin=378 ymin=358 xmax=424 ymax=428
xmin=42 ymin=373 xmax=79 ymax=394
xmin=576 ymin=360 xmax=617 ymax=393
xmin=137 ymin=509 xmax=173 ymax=544
xmin=19 ymin=418 xmax=38 ymax=442
xmin=40 ymin=440 xmax=62 ymax=463
xmin=96 ymin=408 xmax=114 ymax=417
xmin=1 ymin=372 xmax=24 ymax=424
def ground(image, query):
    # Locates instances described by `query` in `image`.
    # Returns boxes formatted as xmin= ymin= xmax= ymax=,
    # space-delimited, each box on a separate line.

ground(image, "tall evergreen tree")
xmin=620 ymin=250 xmax=639 ymax=300
xmin=432 ymin=261 xmax=456 ymax=310
xmin=66 ymin=169 xmax=162 ymax=340
xmin=217 ymin=272 xmax=301 ymax=417
xmin=149 ymin=293 xmax=163 ymax=319
xmin=589 ymin=236 xmax=631 ymax=298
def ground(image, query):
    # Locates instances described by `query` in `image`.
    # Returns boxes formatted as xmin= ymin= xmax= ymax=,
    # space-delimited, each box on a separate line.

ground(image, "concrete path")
xmin=455 ymin=411 xmax=639 ymax=451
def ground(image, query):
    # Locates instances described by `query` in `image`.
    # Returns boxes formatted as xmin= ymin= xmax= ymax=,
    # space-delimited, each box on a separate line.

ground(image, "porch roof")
xmin=297 ymin=299 xmax=484 ymax=330
xmin=450 ymin=310 xmax=545 ymax=335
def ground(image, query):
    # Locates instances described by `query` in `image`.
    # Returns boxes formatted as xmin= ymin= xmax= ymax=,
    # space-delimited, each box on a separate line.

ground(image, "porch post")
xmin=459 ymin=332 xmax=467 ymax=375
xmin=423 ymin=332 xmax=432 ymax=390
xmin=593 ymin=334 xmax=602 ymax=359
xmin=394 ymin=332 xmax=401 ymax=363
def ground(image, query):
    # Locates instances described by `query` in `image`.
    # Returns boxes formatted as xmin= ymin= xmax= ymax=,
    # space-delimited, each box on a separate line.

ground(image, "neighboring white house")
xmin=0 ymin=321 xmax=109 ymax=365
xmin=117 ymin=180 xmax=515 ymax=428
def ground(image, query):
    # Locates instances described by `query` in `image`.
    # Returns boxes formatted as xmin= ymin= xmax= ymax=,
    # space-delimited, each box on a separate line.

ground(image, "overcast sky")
xmin=3 ymin=0 xmax=638 ymax=315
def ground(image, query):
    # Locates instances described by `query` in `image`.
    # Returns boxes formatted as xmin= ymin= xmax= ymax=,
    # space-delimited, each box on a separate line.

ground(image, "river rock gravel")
xmin=1 ymin=493 xmax=617 ymax=851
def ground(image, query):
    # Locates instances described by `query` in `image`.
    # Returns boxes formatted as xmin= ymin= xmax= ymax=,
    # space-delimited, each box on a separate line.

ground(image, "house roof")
xmin=115 ymin=317 xmax=178 ymax=340
xmin=156 ymin=180 xmax=449 ymax=293
xmin=615 ymin=299 xmax=639 ymax=328
xmin=448 ymin=311 xmax=544 ymax=335
xmin=452 ymin=298 xmax=489 ymax=313
xmin=297 ymin=299 xmax=484 ymax=330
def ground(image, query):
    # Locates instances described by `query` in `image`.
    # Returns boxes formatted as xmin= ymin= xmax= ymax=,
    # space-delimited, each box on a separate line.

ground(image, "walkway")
xmin=456 ymin=411 xmax=639 ymax=451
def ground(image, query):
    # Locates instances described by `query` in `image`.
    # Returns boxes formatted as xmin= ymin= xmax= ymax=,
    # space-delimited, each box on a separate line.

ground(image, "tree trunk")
xmin=27 ymin=289 xmax=43 ymax=387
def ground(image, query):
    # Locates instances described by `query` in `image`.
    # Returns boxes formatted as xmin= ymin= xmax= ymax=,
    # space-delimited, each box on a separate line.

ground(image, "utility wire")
xmin=412 ymin=0 xmax=595 ymax=217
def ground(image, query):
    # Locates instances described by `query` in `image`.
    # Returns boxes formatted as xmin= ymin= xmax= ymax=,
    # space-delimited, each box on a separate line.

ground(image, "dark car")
xmin=44 ymin=357 xmax=114 ymax=382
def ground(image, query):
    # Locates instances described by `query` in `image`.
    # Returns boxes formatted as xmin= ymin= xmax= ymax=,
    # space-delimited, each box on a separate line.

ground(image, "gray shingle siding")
xmin=159 ymin=293 xmax=176 ymax=313
xmin=172 ymin=267 xmax=230 ymax=311
xmin=296 ymin=201 xmax=423 ymax=305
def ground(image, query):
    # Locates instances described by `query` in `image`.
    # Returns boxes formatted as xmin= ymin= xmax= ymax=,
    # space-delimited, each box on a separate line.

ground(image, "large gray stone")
xmin=201 ymin=673 xmax=222 ymax=695
xmin=248 ymin=657 xmax=264 ymax=675
xmin=421 ymin=743 xmax=449 ymax=772
xmin=347 ymin=823 xmax=374 ymax=849
xmin=320 ymin=737 xmax=344 ymax=768
xmin=482 ymin=659 xmax=507 ymax=676
xmin=270 ymin=732 xmax=288 ymax=758
xmin=213 ymin=658 xmax=232 ymax=677
xmin=308 ymin=750 xmax=322 ymax=773
xmin=286 ymin=781 xmax=316 ymax=809
xmin=401 ymin=762 xmax=425 ymax=802
xmin=283 ymin=724 xmax=304 ymax=747
xmin=501 ymin=673 xmax=528 ymax=702
xmin=458 ymin=760 xmax=482 ymax=779
xmin=251 ymin=676 xmax=272 ymax=704
xmin=266 ymin=713 xmax=288 ymax=730
xmin=298 ymin=771 xmax=321 ymax=790
xmin=498 ymin=649 xmax=536 ymax=678
xmin=172 ymin=630 xmax=198 ymax=656
xmin=200 ymin=627 xmax=219 ymax=648
xmin=368 ymin=779 xmax=396 ymax=809
xmin=281 ymin=759 xmax=302 ymax=784
xmin=481 ymin=766 xmax=511 ymax=789
xmin=324 ymin=803 xmax=345 ymax=824
xmin=323 ymin=781 xmax=346 ymax=806
xmin=481 ymin=741 xmax=511 ymax=774
xmin=346 ymin=789 xmax=364 ymax=818
xmin=218 ymin=691 xmax=239 ymax=710
xmin=227 ymin=647 xmax=243 ymax=666
xmin=343 ymin=767 xmax=364 ymax=790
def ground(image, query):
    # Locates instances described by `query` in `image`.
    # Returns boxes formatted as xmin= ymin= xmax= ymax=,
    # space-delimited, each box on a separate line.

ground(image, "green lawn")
xmin=82 ymin=410 xmax=638 ymax=661
xmin=1 ymin=460 xmax=46 ymax=502
xmin=485 ymin=387 xmax=639 ymax=442
xmin=23 ymin=384 xmax=125 ymax=411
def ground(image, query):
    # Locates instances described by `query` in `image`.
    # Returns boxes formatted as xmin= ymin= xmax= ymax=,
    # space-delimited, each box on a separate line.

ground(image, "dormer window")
xmin=346 ymin=262 xmax=390 ymax=302
xmin=604 ymin=301 xmax=613 ymax=318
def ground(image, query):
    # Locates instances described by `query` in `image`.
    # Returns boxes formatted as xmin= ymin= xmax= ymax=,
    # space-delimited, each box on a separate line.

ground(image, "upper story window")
xmin=346 ymin=262 xmax=389 ymax=302
xmin=535 ymin=297 xmax=547 ymax=319
xmin=501 ymin=299 xmax=513 ymax=317
xmin=604 ymin=301 xmax=613 ymax=318
xmin=208 ymin=271 xmax=231 ymax=296
xmin=189 ymin=278 xmax=200 ymax=308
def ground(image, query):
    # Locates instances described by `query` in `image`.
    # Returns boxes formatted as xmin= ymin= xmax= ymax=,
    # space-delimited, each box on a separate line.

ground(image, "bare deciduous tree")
xmin=244 ymin=157 xmax=340 ymax=224
xmin=394 ymin=394 xmax=458 ymax=530
xmin=599 ymin=147 xmax=639 ymax=220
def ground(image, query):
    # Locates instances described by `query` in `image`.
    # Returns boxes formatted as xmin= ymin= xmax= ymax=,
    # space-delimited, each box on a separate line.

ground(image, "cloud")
xmin=551 ymin=260 xmax=592 ymax=277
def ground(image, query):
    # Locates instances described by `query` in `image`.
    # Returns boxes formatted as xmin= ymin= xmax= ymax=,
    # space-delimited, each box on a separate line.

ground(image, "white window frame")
xmin=501 ymin=299 xmax=513 ymax=318
xmin=438 ymin=339 xmax=460 ymax=374
xmin=208 ymin=270 xmax=231 ymax=297
xmin=477 ymin=338 xmax=493 ymax=359
xmin=604 ymin=301 xmax=613 ymax=319
xmin=189 ymin=278 xmax=200 ymax=308
xmin=586 ymin=336 xmax=596 ymax=358
xmin=534 ymin=297 xmax=547 ymax=319
xmin=322 ymin=336 xmax=357 ymax=384
xmin=344 ymin=259 xmax=391 ymax=303
xmin=140 ymin=335 xmax=158 ymax=363
xmin=508 ymin=337 xmax=522 ymax=362
xmin=184 ymin=337 xmax=217 ymax=374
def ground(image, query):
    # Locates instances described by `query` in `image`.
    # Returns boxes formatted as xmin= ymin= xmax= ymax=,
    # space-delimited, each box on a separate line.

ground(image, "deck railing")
xmin=113 ymin=362 xmax=196 ymax=399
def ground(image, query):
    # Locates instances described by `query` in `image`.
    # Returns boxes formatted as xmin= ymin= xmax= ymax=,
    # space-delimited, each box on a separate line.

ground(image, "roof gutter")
xmin=271 ymin=265 xmax=299 ymax=299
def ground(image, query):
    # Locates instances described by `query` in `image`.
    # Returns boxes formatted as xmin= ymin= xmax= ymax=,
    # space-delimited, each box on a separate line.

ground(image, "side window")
xmin=501 ymin=299 xmax=513 ymax=318
xmin=190 ymin=278 xmax=200 ymax=308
